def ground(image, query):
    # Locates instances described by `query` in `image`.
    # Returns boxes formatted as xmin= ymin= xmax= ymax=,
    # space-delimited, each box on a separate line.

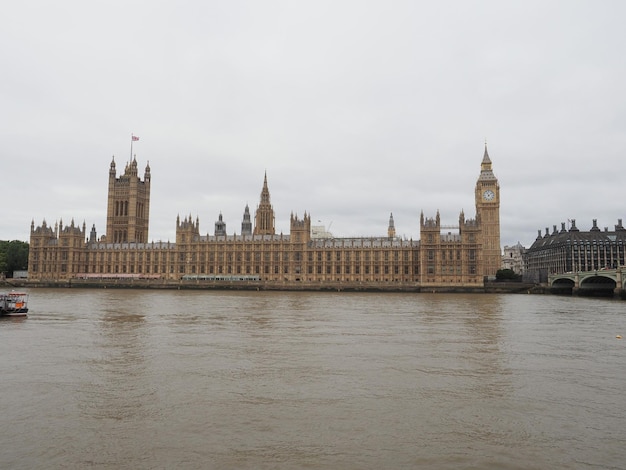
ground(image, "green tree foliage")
xmin=0 ymin=240 xmax=29 ymax=276
xmin=496 ymin=268 xmax=521 ymax=281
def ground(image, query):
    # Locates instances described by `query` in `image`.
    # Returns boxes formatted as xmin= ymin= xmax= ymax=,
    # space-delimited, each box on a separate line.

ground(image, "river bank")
xmin=5 ymin=278 xmax=542 ymax=294
xmin=8 ymin=278 xmax=624 ymax=298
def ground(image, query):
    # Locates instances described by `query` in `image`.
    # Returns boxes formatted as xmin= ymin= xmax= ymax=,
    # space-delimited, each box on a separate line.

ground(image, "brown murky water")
xmin=1 ymin=289 xmax=624 ymax=469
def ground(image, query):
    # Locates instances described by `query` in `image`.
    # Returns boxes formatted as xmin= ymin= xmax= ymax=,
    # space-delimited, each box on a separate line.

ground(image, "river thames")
xmin=1 ymin=289 xmax=624 ymax=469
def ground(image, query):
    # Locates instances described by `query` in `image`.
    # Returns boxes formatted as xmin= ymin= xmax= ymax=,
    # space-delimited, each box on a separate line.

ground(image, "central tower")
xmin=475 ymin=144 xmax=501 ymax=277
xmin=253 ymin=172 xmax=275 ymax=235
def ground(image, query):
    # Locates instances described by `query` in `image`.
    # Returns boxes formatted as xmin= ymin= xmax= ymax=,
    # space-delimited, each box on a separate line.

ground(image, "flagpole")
xmin=130 ymin=134 xmax=140 ymax=161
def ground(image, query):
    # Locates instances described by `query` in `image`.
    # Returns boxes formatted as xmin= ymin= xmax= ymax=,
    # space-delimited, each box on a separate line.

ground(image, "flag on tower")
xmin=132 ymin=135 xmax=140 ymax=141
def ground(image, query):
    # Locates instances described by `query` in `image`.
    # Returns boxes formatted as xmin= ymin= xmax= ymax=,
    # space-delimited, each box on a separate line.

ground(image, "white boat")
xmin=0 ymin=292 xmax=29 ymax=317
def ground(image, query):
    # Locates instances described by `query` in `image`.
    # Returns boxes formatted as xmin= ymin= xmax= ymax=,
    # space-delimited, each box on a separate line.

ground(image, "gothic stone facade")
xmin=28 ymin=148 xmax=501 ymax=288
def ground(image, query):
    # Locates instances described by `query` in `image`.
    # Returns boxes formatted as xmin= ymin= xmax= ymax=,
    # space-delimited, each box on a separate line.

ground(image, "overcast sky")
xmin=2 ymin=1 xmax=625 ymax=249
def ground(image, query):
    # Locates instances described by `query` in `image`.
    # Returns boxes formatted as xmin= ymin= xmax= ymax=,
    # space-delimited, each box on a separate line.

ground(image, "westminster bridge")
xmin=549 ymin=267 xmax=626 ymax=298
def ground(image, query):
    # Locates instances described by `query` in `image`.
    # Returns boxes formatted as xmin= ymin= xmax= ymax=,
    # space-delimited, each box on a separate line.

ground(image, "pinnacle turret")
xmin=387 ymin=213 xmax=396 ymax=238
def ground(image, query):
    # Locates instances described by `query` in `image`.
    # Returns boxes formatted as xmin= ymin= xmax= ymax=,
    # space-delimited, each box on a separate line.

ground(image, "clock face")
xmin=483 ymin=189 xmax=495 ymax=201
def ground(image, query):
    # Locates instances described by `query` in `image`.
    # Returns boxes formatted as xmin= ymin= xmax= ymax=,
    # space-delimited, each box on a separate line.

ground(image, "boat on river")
xmin=0 ymin=292 xmax=29 ymax=317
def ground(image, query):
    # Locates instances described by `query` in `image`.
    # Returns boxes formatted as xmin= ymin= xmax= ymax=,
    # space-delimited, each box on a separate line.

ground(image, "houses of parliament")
xmin=28 ymin=147 xmax=501 ymax=290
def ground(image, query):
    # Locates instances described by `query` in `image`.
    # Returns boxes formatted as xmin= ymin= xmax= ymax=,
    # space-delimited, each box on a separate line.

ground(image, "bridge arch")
xmin=578 ymin=275 xmax=616 ymax=297
xmin=548 ymin=267 xmax=625 ymax=297
xmin=551 ymin=277 xmax=575 ymax=295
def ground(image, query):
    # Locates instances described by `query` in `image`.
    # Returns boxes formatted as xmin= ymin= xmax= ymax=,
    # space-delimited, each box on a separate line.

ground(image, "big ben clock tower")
xmin=475 ymin=144 xmax=501 ymax=278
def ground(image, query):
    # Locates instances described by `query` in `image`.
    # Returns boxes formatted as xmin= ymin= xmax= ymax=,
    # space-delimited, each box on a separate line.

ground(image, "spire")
xmin=254 ymin=172 xmax=275 ymax=235
xmin=478 ymin=144 xmax=497 ymax=181
xmin=109 ymin=156 xmax=116 ymax=177
xmin=260 ymin=171 xmax=271 ymax=204
xmin=481 ymin=142 xmax=492 ymax=171
xmin=241 ymin=204 xmax=252 ymax=236
xmin=387 ymin=213 xmax=396 ymax=239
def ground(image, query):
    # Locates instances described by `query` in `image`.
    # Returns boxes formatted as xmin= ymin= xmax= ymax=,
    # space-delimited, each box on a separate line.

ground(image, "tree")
xmin=0 ymin=240 xmax=29 ymax=277
xmin=496 ymin=268 xmax=521 ymax=281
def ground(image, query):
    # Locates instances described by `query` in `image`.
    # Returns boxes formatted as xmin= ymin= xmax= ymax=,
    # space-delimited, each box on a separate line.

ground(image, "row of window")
xmin=113 ymin=201 xmax=147 ymax=218
xmin=33 ymin=261 xmax=480 ymax=278
xmin=32 ymin=250 xmax=483 ymax=271
xmin=427 ymin=249 xmax=476 ymax=261
xmin=425 ymin=233 xmax=477 ymax=243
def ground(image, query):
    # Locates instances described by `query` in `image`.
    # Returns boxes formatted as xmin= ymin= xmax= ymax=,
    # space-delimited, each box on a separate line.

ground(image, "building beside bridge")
xmin=28 ymin=147 xmax=501 ymax=289
xmin=502 ymin=242 xmax=526 ymax=275
xmin=523 ymin=219 xmax=626 ymax=283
